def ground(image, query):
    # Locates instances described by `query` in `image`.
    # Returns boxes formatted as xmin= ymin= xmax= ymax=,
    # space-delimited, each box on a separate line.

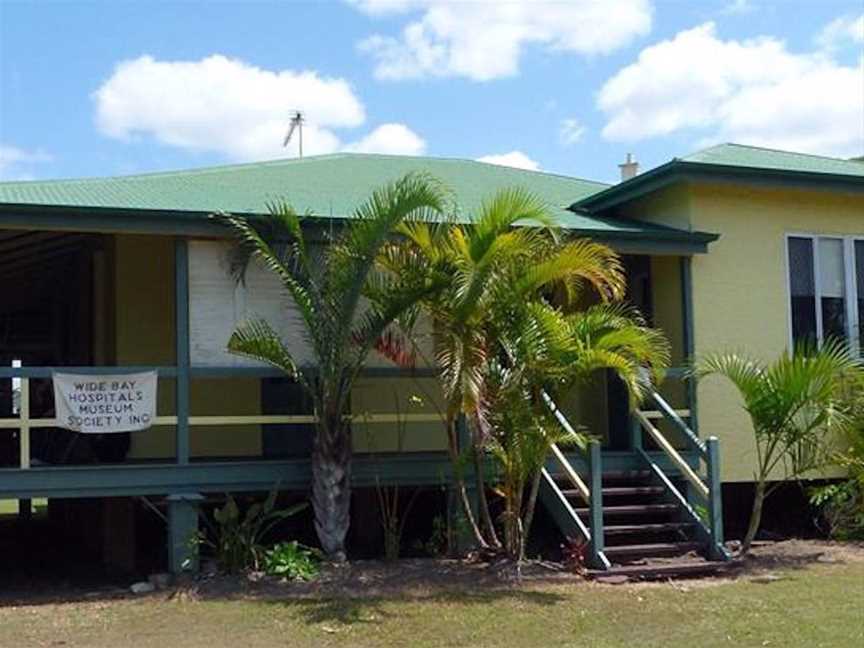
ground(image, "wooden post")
xmin=167 ymin=493 xmax=202 ymax=573
xmin=19 ymin=377 xmax=30 ymax=469
xmin=706 ymin=437 xmax=724 ymax=550
xmin=587 ymin=439 xmax=604 ymax=564
xmin=630 ymin=414 xmax=642 ymax=452
xmin=680 ymin=256 xmax=699 ymax=435
xmin=174 ymin=238 xmax=191 ymax=465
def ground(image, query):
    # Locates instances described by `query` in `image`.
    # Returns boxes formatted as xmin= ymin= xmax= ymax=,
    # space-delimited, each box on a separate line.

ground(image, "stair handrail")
xmin=541 ymin=391 xmax=589 ymax=501
xmin=647 ymin=390 xmax=706 ymax=458
xmin=634 ymin=387 xmax=730 ymax=561
xmin=633 ymin=409 xmax=708 ymax=500
xmin=541 ymin=390 xmax=608 ymax=568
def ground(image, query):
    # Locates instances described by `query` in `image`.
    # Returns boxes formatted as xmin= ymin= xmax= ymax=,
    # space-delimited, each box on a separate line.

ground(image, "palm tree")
xmin=488 ymin=303 xmax=670 ymax=563
xmin=214 ymin=174 xmax=447 ymax=561
xmin=377 ymin=188 xmax=666 ymax=551
xmin=696 ymin=341 xmax=861 ymax=554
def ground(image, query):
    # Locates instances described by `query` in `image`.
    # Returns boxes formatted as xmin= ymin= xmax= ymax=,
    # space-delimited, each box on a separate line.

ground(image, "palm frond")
xmin=227 ymin=319 xmax=307 ymax=389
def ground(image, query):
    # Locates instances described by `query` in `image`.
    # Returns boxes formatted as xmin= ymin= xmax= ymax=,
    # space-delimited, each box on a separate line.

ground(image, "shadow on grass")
xmin=262 ymin=588 xmax=568 ymax=628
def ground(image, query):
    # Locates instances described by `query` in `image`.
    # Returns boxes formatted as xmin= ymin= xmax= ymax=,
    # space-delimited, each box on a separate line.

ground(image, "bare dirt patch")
xmin=3 ymin=538 xmax=862 ymax=608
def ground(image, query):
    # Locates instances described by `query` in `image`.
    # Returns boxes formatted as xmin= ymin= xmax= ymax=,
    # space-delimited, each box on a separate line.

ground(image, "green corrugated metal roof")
xmin=0 ymin=153 xmax=609 ymax=221
xmin=683 ymin=143 xmax=864 ymax=177
xmin=574 ymin=143 xmax=864 ymax=211
xmin=0 ymin=152 xmax=717 ymax=247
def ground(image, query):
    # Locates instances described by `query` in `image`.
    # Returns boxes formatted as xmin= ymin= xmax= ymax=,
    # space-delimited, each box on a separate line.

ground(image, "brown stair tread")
xmin=588 ymin=560 xmax=728 ymax=580
xmin=603 ymin=542 xmax=701 ymax=558
xmin=550 ymin=471 xmax=650 ymax=482
xmin=603 ymin=522 xmax=694 ymax=535
xmin=574 ymin=504 xmax=678 ymax=516
xmin=601 ymin=486 xmax=664 ymax=495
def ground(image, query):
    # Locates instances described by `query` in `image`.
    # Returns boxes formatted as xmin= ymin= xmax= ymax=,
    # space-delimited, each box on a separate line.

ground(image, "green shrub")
xmin=263 ymin=541 xmax=321 ymax=580
xmin=197 ymin=489 xmax=308 ymax=573
xmin=810 ymin=378 xmax=864 ymax=540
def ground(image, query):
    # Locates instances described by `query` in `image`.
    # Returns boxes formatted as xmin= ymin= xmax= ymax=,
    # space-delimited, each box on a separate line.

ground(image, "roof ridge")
xmin=0 ymin=152 xmax=610 ymax=188
xmin=695 ymin=142 xmax=861 ymax=164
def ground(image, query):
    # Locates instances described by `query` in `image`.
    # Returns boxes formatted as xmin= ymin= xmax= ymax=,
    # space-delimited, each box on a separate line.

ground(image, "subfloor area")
xmin=1 ymin=540 xmax=862 ymax=648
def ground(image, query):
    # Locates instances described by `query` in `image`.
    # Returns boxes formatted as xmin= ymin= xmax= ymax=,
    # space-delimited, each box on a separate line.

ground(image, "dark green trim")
xmin=573 ymin=160 xmax=864 ymax=212
xmin=175 ymin=238 xmax=191 ymax=465
xmin=587 ymin=440 xmax=605 ymax=562
xmin=0 ymin=450 xmax=697 ymax=500
xmin=680 ymin=256 xmax=699 ymax=435
xmin=167 ymin=494 xmax=202 ymax=573
xmin=0 ymin=203 xmax=715 ymax=251
xmin=706 ymin=438 xmax=725 ymax=551
xmin=597 ymin=235 xmax=715 ymax=255
xmin=0 ymin=365 xmax=438 ymax=379
xmin=0 ymin=204 xmax=228 ymax=236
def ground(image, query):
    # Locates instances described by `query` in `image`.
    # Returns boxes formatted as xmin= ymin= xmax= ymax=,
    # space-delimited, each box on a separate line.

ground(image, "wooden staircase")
xmin=539 ymin=386 xmax=731 ymax=580
xmin=552 ymin=469 xmax=727 ymax=579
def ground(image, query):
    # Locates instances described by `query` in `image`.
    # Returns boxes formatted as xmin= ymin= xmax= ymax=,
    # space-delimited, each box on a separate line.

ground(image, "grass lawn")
xmin=1 ymin=559 xmax=862 ymax=648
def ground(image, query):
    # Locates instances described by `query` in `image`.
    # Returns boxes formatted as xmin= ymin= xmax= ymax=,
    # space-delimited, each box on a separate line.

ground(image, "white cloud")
xmin=352 ymin=0 xmax=653 ymax=81
xmin=343 ymin=123 xmax=426 ymax=155
xmin=477 ymin=151 xmax=540 ymax=171
xmin=559 ymin=118 xmax=586 ymax=146
xmin=816 ymin=13 xmax=864 ymax=51
xmin=0 ymin=145 xmax=52 ymax=180
xmin=597 ymin=22 xmax=864 ymax=158
xmin=93 ymin=54 xmax=426 ymax=160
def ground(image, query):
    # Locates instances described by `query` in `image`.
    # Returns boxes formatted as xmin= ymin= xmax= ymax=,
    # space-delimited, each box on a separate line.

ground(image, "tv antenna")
xmin=283 ymin=110 xmax=305 ymax=158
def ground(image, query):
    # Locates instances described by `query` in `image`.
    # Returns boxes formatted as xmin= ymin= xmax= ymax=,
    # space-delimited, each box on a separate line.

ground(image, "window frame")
xmin=784 ymin=232 xmax=863 ymax=354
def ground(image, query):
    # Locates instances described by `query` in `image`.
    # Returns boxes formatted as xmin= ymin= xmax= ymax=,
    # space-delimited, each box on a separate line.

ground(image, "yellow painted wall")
xmin=688 ymin=183 xmax=863 ymax=481
xmin=112 ymin=235 xmax=262 ymax=459
xmin=650 ymin=256 xmax=686 ymax=369
xmin=351 ymin=377 xmax=448 ymax=452
xmin=619 ymin=182 xmax=863 ymax=481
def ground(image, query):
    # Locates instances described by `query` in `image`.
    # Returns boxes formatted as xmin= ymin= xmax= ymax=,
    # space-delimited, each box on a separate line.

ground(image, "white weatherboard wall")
xmin=188 ymin=240 xmax=313 ymax=367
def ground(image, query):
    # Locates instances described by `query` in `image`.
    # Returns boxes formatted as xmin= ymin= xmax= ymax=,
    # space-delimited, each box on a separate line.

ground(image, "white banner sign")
xmin=52 ymin=371 xmax=158 ymax=433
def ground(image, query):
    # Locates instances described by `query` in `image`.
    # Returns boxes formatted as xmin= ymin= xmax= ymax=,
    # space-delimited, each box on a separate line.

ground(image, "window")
xmin=786 ymin=234 xmax=862 ymax=354
xmin=188 ymin=240 xmax=313 ymax=367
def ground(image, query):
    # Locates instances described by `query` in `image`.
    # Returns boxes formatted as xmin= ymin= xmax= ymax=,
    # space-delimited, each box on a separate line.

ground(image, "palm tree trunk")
xmin=473 ymin=444 xmax=501 ymax=548
xmin=311 ymin=414 xmax=352 ymax=562
xmin=445 ymin=416 xmax=487 ymax=549
xmin=741 ymin=478 xmax=767 ymax=555
xmin=520 ymin=470 xmax=543 ymax=562
xmin=470 ymin=413 xmax=501 ymax=549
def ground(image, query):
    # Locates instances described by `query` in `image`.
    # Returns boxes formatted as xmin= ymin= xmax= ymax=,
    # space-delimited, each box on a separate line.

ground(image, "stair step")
xmin=601 ymin=486 xmax=664 ymax=496
xmin=574 ymin=504 xmax=679 ymax=517
xmin=549 ymin=470 xmax=651 ymax=485
xmin=604 ymin=522 xmax=694 ymax=535
xmin=603 ymin=542 xmax=701 ymax=559
xmin=588 ymin=560 xmax=729 ymax=581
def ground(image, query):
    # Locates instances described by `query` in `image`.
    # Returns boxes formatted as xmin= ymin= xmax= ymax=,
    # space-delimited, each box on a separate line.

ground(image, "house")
xmin=0 ymin=144 xmax=861 ymax=575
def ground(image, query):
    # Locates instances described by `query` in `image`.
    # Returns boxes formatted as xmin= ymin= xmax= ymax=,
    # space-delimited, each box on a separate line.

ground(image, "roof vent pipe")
xmin=619 ymin=153 xmax=639 ymax=182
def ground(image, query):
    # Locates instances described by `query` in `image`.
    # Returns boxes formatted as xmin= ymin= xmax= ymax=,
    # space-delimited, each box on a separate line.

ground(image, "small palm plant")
xmin=488 ymin=303 xmax=669 ymax=563
xmin=215 ymin=174 xmax=447 ymax=561
xmin=696 ymin=341 xmax=861 ymax=554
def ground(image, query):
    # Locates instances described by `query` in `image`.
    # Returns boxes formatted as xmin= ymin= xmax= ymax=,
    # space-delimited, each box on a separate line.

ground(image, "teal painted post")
xmin=167 ymin=493 xmax=203 ymax=573
xmin=175 ymin=238 xmax=191 ymax=465
xmin=679 ymin=256 xmax=699 ymax=435
xmin=630 ymin=415 xmax=642 ymax=452
xmin=587 ymin=440 xmax=605 ymax=564
xmin=706 ymin=437 xmax=724 ymax=549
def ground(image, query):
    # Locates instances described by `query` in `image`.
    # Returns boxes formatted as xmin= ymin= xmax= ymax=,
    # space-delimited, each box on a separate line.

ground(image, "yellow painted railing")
xmin=633 ymin=409 xmax=709 ymax=500
xmin=1 ymin=377 xmax=442 ymax=470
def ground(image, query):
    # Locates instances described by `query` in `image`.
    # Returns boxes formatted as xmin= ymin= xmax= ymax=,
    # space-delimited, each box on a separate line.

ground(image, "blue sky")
xmin=1 ymin=0 xmax=862 ymax=184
